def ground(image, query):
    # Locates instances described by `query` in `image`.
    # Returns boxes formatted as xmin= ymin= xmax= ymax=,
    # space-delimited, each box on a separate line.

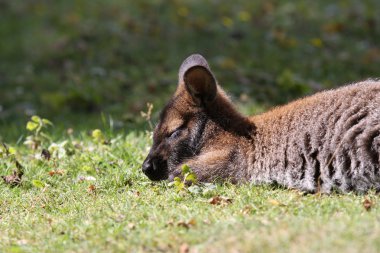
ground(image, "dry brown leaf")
xmin=1 ymin=170 xmax=23 ymax=186
xmin=176 ymin=221 xmax=190 ymax=229
xmin=87 ymin=184 xmax=96 ymax=194
xmin=363 ymin=198 xmax=373 ymax=211
xmin=48 ymin=169 xmax=64 ymax=176
xmin=179 ymin=243 xmax=189 ymax=253
xmin=208 ymin=195 xmax=233 ymax=206
xmin=187 ymin=218 xmax=196 ymax=226
xmin=177 ymin=218 xmax=196 ymax=229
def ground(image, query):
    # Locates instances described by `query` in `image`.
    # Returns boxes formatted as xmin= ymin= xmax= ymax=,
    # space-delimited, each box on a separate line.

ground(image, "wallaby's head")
xmin=142 ymin=54 xmax=253 ymax=181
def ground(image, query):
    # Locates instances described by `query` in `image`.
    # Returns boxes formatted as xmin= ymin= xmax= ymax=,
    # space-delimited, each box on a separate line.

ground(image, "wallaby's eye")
xmin=168 ymin=127 xmax=182 ymax=139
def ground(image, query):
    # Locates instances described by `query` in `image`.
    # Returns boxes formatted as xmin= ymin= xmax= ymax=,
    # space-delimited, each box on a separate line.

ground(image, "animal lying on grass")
xmin=142 ymin=54 xmax=380 ymax=194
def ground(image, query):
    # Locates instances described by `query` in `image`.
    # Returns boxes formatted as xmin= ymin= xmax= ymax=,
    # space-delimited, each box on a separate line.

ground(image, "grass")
xmin=0 ymin=119 xmax=379 ymax=253
xmin=1 ymin=1 xmax=380 ymax=252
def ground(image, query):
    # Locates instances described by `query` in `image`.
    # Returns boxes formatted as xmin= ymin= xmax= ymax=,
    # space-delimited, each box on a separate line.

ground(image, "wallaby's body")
xmin=142 ymin=54 xmax=380 ymax=193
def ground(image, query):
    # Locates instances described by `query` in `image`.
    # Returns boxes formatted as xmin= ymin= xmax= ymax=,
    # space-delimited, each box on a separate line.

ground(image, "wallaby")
xmin=142 ymin=54 xmax=380 ymax=193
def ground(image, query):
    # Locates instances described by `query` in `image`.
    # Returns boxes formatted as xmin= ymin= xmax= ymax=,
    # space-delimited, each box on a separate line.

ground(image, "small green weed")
xmin=169 ymin=164 xmax=198 ymax=191
xmin=168 ymin=164 xmax=217 ymax=197
xmin=24 ymin=115 xmax=53 ymax=150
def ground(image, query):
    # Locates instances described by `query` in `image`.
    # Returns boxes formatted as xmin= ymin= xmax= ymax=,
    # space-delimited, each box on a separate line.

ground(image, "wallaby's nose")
xmin=141 ymin=156 xmax=168 ymax=181
xmin=142 ymin=158 xmax=152 ymax=175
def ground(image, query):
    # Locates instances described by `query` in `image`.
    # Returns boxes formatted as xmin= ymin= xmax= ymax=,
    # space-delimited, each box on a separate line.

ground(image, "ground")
xmin=1 ymin=1 xmax=380 ymax=252
xmin=0 ymin=121 xmax=379 ymax=252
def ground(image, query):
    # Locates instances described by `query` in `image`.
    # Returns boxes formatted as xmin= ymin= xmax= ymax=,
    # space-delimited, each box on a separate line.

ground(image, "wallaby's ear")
xmin=178 ymin=54 xmax=217 ymax=106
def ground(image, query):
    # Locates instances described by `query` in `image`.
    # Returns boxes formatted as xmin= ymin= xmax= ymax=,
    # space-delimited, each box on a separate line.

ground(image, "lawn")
xmin=1 ymin=1 xmax=380 ymax=252
xmin=0 ymin=116 xmax=379 ymax=253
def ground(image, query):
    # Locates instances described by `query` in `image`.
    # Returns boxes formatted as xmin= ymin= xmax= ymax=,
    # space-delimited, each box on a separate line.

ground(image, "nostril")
xmin=142 ymin=160 xmax=152 ymax=173
xmin=141 ymin=156 xmax=168 ymax=181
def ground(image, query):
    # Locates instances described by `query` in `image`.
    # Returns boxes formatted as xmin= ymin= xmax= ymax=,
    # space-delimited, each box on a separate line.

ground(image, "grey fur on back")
xmin=248 ymin=80 xmax=380 ymax=193
xmin=143 ymin=53 xmax=380 ymax=194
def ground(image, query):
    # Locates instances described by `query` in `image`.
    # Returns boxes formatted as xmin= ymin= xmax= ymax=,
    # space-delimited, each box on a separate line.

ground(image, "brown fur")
xmin=142 ymin=54 xmax=380 ymax=193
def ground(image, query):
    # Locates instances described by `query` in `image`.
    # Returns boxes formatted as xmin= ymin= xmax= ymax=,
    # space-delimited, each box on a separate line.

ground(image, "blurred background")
xmin=1 ymin=0 xmax=379 ymax=139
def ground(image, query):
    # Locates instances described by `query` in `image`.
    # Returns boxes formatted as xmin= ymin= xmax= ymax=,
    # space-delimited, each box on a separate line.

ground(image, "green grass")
xmin=1 ymin=121 xmax=379 ymax=253
xmin=1 ymin=1 xmax=380 ymax=252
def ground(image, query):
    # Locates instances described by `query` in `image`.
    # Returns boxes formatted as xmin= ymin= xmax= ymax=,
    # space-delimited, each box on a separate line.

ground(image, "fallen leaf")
xmin=176 ymin=221 xmax=191 ymax=229
xmin=177 ymin=218 xmax=196 ymax=229
xmin=187 ymin=218 xmax=196 ymax=226
xmin=208 ymin=196 xmax=233 ymax=206
xmin=1 ymin=170 xmax=23 ymax=186
xmin=179 ymin=243 xmax=189 ymax=253
xmin=87 ymin=184 xmax=96 ymax=194
xmin=363 ymin=198 xmax=373 ymax=211
xmin=48 ymin=169 xmax=64 ymax=176
xmin=128 ymin=223 xmax=136 ymax=230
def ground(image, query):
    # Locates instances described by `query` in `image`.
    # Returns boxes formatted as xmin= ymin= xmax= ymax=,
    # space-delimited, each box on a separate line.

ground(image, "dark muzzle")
xmin=142 ymin=156 xmax=168 ymax=181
